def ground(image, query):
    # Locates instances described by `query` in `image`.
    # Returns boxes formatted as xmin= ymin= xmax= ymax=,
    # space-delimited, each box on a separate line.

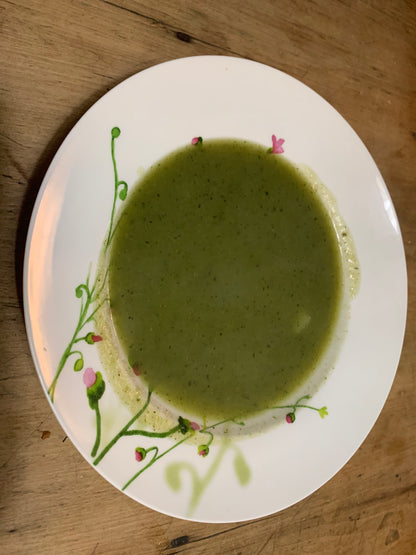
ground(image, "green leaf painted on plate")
xmin=74 ymin=357 xmax=84 ymax=372
xmin=75 ymin=285 xmax=83 ymax=298
xmin=318 ymin=406 xmax=328 ymax=419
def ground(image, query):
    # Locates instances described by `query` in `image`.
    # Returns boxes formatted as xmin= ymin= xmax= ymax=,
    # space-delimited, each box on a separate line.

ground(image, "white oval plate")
xmin=24 ymin=56 xmax=407 ymax=523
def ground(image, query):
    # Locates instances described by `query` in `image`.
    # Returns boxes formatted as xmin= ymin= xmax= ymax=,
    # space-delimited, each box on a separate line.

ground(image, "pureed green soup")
xmin=108 ymin=139 xmax=343 ymax=421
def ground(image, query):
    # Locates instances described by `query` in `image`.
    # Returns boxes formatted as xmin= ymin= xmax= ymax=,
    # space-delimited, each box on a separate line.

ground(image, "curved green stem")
xmin=76 ymin=283 xmax=91 ymax=302
xmin=91 ymin=405 xmax=102 ymax=457
xmin=122 ymin=447 xmax=159 ymax=491
xmin=74 ymin=335 xmax=88 ymax=344
xmin=84 ymin=300 xmax=105 ymax=326
xmin=202 ymin=417 xmax=241 ymax=432
xmin=49 ymin=270 xmax=108 ymax=400
xmin=292 ymin=404 xmax=321 ymax=413
xmin=122 ymin=435 xmax=191 ymax=491
xmin=199 ymin=430 xmax=214 ymax=447
xmin=50 ymin=129 xmax=125 ymax=400
xmin=68 ymin=349 xmax=83 ymax=358
xmin=294 ymin=394 xmax=311 ymax=406
xmin=91 ymin=268 xmax=109 ymax=303
xmin=48 ymin=332 xmax=82 ymax=400
xmin=49 ymin=285 xmax=92 ymax=400
xmin=105 ymin=130 xmax=127 ymax=250
xmin=93 ymin=390 xmax=152 ymax=466
xmin=123 ymin=424 xmax=181 ymax=438
xmin=106 ymin=133 xmax=118 ymax=250
xmin=269 ymin=394 xmax=325 ymax=416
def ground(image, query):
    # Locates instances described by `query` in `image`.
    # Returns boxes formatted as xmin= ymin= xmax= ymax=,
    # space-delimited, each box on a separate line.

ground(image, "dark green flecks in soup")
xmin=109 ymin=140 xmax=342 ymax=420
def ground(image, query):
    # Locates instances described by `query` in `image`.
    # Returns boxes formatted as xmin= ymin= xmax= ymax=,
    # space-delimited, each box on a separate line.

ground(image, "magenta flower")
xmin=286 ymin=412 xmax=295 ymax=424
xmin=135 ymin=447 xmax=146 ymax=462
xmin=83 ymin=367 xmax=97 ymax=388
xmin=198 ymin=444 xmax=209 ymax=457
xmin=85 ymin=332 xmax=103 ymax=345
xmin=270 ymin=134 xmax=285 ymax=154
xmin=190 ymin=421 xmax=200 ymax=431
xmin=191 ymin=136 xmax=203 ymax=145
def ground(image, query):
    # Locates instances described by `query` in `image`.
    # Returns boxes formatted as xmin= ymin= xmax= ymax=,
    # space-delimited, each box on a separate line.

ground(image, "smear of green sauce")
xmin=108 ymin=139 xmax=343 ymax=420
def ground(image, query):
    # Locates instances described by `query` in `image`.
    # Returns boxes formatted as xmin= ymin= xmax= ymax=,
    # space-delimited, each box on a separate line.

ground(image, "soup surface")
xmin=108 ymin=139 xmax=343 ymax=420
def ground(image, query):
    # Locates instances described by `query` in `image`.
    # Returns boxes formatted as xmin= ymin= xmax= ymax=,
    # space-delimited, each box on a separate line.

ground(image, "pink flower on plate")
xmin=270 ymin=134 xmax=285 ymax=154
xmin=286 ymin=412 xmax=295 ymax=424
xmin=191 ymin=136 xmax=203 ymax=145
xmin=198 ymin=444 xmax=209 ymax=457
xmin=91 ymin=334 xmax=102 ymax=343
xmin=190 ymin=422 xmax=200 ymax=431
xmin=135 ymin=447 xmax=146 ymax=462
xmin=83 ymin=367 xmax=97 ymax=388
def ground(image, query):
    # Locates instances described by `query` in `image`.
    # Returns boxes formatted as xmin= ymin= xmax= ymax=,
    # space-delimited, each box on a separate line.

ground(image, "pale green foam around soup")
xmin=107 ymin=139 xmax=344 ymax=421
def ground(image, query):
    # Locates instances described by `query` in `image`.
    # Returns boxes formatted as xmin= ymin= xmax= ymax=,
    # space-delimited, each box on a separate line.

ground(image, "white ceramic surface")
xmin=23 ymin=56 xmax=407 ymax=523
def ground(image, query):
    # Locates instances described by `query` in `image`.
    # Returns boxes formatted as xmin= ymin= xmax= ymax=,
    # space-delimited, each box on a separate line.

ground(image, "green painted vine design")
xmin=48 ymin=127 xmax=126 ymax=402
xmin=48 ymin=128 xmax=328 ymax=515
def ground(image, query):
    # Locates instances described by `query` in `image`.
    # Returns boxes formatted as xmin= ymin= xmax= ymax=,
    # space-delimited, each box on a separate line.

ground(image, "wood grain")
xmin=1 ymin=0 xmax=415 ymax=553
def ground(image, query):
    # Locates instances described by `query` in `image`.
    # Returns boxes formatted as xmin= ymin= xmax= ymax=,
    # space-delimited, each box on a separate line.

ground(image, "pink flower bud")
xmin=286 ymin=412 xmax=295 ymax=423
xmin=91 ymin=334 xmax=102 ymax=343
xmin=135 ymin=447 xmax=146 ymax=462
xmin=190 ymin=422 xmax=200 ymax=431
xmin=198 ymin=444 xmax=209 ymax=457
xmin=83 ymin=367 xmax=97 ymax=388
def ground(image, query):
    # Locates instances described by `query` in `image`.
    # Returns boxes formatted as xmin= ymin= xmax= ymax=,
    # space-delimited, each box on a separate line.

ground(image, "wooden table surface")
xmin=1 ymin=1 xmax=415 ymax=553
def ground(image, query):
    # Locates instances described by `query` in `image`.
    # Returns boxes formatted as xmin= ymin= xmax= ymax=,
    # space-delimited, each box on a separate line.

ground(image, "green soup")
xmin=108 ymin=139 xmax=343 ymax=420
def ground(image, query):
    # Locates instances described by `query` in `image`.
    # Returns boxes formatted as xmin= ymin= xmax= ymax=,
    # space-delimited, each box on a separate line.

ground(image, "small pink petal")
xmin=133 ymin=365 xmax=142 ymax=376
xmin=271 ymin=134 xmax=285 ymax=154
xmin=91 ymin=334 xmax=103 ymax=343
xmin=83 ymin=367 xmax=97 ymax=388
xmin=135 ymin=450 xmax=143 ymax=462
xmin=198 ymin=449 xmax=206 ymax=457
xmin=191 ymin=137 xmax=199 ymax=145
xmin=190 ymin=422 xmax=200 ymax=431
